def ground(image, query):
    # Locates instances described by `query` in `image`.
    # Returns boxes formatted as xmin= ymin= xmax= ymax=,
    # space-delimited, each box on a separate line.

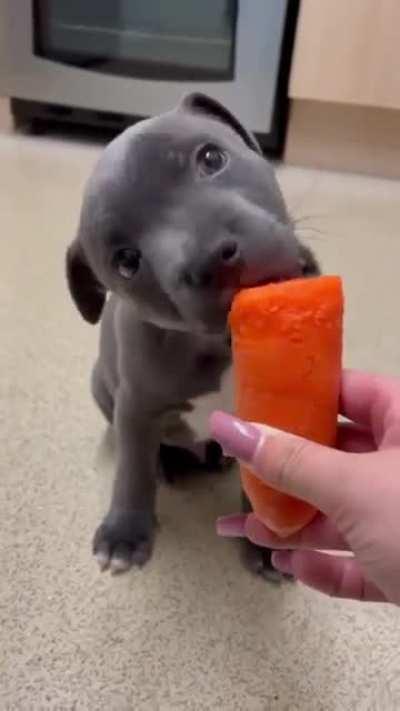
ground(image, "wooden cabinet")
xmin=290 ymin=0 xmax=400 ymax=110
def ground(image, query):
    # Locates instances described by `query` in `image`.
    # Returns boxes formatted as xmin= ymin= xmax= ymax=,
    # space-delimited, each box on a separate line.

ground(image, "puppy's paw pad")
xmin=93 ymin=511 xmax=155 ymax=574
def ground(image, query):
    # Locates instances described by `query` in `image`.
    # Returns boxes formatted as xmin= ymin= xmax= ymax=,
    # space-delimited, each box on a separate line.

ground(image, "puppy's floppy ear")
xmin=180 ymin=92 xmax=262 ymax=155
xmin=66 ymin=239 xmax=106 ymax=324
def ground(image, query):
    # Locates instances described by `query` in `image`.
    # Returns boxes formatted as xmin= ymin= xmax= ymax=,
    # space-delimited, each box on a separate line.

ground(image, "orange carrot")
xmin=229 ymin=276 xmax=343 ymax=537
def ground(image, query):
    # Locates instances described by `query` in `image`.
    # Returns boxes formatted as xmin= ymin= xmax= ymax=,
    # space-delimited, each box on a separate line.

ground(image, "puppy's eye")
xmin=113 ymin=248 xmax=141 ymax=279
xmin=196 ymin=143 xmax=227 ymax=176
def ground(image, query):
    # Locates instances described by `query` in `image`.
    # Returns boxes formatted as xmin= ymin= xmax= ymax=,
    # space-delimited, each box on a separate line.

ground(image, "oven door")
xmin=0 ymin=0 xmax=289 ymax=134
xmin=34 ymin=0 xmax=238 ymax=82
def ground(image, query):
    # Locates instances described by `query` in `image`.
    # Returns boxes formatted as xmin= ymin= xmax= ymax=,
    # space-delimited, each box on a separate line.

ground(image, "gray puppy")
xmin=66 ymin=93 xmax=318 ymax=577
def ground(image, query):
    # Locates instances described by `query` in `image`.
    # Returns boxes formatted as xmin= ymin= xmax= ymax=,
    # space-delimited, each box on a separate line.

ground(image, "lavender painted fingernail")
xmin=209 ymin=411 xmax=261 ymax=463
xmin=216 ymin=515 xmax=246 ymax=538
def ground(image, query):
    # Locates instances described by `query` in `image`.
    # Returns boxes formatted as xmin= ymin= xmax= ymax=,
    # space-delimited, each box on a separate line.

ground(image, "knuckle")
xmin=274 ymin=438 xmax=314 ymax=494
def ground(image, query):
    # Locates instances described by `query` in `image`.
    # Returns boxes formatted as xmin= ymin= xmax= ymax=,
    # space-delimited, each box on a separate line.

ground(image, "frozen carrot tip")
xmin=229 ymin=276 xmax=343 ymax=537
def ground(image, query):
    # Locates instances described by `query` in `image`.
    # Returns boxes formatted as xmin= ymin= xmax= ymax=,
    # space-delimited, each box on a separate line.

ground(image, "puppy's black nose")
xmin=183 ymin=240 xmax=241 ymax=288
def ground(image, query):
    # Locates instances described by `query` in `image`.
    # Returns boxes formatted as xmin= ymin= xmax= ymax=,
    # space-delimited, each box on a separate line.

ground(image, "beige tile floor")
xmin=2 ymin=129 xmax=400 ymax=711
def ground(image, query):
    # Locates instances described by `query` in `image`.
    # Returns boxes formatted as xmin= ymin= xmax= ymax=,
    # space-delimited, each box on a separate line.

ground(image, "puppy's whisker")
xmin=295 ymin=226 xmax=325 ymax=237
xmin=291 ymin=212 xmax=332 ymax=225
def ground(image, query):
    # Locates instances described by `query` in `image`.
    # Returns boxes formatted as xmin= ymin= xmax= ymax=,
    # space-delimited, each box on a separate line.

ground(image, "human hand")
xmin=210 ymin=370 xmax=400 ymax=604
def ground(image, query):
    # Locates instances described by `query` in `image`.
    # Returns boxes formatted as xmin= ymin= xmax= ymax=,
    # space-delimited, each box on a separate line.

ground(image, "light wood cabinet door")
xmin=290 ymin=0 xmax=400 ymax=109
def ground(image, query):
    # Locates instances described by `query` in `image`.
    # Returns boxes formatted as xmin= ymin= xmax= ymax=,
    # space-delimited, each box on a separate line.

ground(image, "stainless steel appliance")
xmin=0 ymin=1 xmax=299 ymax=152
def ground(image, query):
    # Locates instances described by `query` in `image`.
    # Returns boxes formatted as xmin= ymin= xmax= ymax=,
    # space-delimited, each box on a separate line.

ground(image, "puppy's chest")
xmin=192 ymin=353 xmax=231 ymax=399
xmin=163 ymin=334 xmax=231 ymax=398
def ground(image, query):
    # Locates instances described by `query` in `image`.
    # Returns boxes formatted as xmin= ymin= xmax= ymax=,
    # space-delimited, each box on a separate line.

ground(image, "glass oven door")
xmin=34 ymin=0 xmax=238 ymax=81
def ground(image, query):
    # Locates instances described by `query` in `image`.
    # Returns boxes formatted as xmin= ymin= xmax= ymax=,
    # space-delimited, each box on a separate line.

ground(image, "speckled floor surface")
xmin=2 ymin=130 xmax=400 ymax=710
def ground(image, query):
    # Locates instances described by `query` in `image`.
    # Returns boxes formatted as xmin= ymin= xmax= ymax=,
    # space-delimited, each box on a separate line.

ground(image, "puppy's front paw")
xmin=93 ymin=510 xmax=155 ymax=574
xmin=241 ymin=539 xmax=294 ymax=584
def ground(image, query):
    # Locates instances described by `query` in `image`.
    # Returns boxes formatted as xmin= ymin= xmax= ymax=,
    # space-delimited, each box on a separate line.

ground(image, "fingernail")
xmin=210 ymin=411 xmax=261 ymax=463
xmin=216 ymin=514 xmax=246 ymax=538
xmin=271 ymin=550 xmax=293 ymax=574
xmin=245 ymin=515 xmax=274 ymax=547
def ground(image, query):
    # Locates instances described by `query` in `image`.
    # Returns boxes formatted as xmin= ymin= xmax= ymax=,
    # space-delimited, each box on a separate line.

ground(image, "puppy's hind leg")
xmin=91 ymin=362 xmax=114 ymax=424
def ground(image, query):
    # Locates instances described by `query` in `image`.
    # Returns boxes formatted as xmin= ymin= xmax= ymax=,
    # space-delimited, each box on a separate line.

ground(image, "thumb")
xmin=210 ymin=411 xmax=360 ymax=517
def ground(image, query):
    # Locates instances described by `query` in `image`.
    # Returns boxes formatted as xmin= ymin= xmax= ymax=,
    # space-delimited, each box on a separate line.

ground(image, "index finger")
xmin=340 ymin=369 xmax=400 ymax=438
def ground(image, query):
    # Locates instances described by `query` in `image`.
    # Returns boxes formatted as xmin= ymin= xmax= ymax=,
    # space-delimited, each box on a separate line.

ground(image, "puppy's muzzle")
xmin=182 ymin=239 xmax=242 ymax=289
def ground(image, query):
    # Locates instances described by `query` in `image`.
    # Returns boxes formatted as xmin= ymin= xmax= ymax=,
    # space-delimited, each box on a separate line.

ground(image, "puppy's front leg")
xmin=93 ymin=387 xmax=160 ymax=574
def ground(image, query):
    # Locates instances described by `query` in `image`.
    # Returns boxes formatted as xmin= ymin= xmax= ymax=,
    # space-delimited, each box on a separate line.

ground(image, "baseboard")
xmin=284 ymin=100 xmax=400 ymax=179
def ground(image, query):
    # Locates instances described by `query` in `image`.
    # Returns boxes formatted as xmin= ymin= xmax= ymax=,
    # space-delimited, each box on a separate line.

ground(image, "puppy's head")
xmin=67 ymin=93 xmax=318 ymax=332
